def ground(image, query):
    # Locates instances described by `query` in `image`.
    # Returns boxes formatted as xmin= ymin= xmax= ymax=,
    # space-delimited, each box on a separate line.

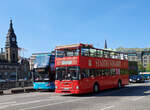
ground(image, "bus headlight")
xmin=55 ymin=86 xmax=58 ymax=89
xmin=76 ymin=86 xmax=79 ymax=89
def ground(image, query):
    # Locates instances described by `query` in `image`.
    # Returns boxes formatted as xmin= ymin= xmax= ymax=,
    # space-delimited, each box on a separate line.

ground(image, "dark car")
xmin=129 ymin=75 xmax=145 ymax=83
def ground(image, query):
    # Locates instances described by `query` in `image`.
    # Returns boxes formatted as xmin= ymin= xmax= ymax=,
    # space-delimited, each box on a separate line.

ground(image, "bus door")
xmin=107 ymin=69 xmax=114 ymax=88
xmin=112 ymin=69 xmax=120 ymax=87
xmin=80 ymin=69 xmax=90 ymax=92
xmin=105 ymin=69 xmax=117 ymax=88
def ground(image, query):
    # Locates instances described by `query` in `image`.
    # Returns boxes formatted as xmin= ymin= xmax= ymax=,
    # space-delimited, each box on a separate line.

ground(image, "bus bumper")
xmin=33 ymin=82 xmax=55 ymax=90
xmin=55 ymin=89 xmax=83 ymax=94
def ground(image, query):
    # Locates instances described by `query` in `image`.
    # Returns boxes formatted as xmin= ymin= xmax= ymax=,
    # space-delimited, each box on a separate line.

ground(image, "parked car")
xmin=0 ymin=79 xmax=6 ymax=83
xmin=129 ymin=75 xmax=145 ymax=83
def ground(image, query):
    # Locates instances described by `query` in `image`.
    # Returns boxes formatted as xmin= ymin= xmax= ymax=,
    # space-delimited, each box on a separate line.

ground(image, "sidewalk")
xmin=2 ymin=86 xmax=35 ymax=95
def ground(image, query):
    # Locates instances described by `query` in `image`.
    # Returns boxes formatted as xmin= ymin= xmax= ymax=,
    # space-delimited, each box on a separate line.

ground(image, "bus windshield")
xmin=35 ymin=69 xmax=52 ymax=82
xmin=34 ymin=55 xmax=50 ymax=68
xmin=56 ymin=66 xmax=79 ymax=80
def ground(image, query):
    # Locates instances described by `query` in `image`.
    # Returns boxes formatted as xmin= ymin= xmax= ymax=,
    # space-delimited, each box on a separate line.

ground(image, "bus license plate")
xmin=64 ymin=88 xmax=69 ymax=90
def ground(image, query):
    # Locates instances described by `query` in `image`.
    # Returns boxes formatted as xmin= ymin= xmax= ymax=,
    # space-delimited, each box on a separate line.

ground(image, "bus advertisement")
xmin=55 ymin=43 xmax=129 ymax=94
xmin=33 ymin=53 xmax=55 ymax=90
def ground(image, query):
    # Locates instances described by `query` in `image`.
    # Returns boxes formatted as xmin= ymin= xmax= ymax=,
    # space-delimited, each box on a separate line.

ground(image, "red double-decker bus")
xmin=55 ymin=44 xmax=129 ymax=94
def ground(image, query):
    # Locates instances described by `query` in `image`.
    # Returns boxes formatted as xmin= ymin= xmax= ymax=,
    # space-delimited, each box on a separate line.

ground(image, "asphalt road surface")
xmin=0 ymin=81 xmax=150 ymax=110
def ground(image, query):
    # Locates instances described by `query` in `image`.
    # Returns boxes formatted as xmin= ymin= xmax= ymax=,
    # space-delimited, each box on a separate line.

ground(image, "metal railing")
xmin=0 ymin=81 xmax=33 ymax=90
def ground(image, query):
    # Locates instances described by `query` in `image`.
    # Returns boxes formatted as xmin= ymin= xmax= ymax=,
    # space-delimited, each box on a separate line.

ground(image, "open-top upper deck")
xmin=55 ymin=43 xmax=128 ymax=69
xmin=55 ymin=43 xmax=128 ymax=60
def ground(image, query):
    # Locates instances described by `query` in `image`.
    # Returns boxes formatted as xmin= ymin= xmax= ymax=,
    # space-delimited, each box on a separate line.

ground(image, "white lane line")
xmin=20 ymin=97 xmax=92 ymax=110
xmin=73 ymin=101 xmax=93 ymax=105
xmin=0 ymin=101 xmax=16 ymax=105
xmin=100 ymin=105 xmax=115 ymax=110
xmin=132 ymin=96 xmax=145 ymax=101
xmin=0 ymin=96 xmax=62 ymax=109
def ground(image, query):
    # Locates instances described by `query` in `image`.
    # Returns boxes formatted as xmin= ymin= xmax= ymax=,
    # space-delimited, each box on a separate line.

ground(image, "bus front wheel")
xmin=93 ymin=83 xmax=99 ymax=93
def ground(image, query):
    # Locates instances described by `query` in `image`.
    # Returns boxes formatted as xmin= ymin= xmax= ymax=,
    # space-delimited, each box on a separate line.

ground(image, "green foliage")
xmin=128 ymin=61 xmax=138 ymax=75
xmin=116 ymin=47 xmax=150 ymax=52
xmin=146 ymin=63 xmax=150 ymax=72
xmin=138 ymin=62 xmax=145 ymax=72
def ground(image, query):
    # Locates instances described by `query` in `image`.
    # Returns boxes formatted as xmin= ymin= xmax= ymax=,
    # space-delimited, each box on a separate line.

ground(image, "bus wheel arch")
xmin=93 ymin=82 xmax=100 ymax=93
xmin=118 ymin=79 xmax=122 ymax=88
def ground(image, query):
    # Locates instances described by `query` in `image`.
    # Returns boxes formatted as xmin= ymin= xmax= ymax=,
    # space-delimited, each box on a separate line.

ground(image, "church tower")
xmin=104 ymin=40 xmax=107 ymax=49
xmin=5 ymin=19 xmax=18 ymax=63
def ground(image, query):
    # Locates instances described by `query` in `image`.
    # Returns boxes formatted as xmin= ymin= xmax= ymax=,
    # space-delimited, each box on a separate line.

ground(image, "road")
xmin=0 ymin=81 xmax=150 ymax=110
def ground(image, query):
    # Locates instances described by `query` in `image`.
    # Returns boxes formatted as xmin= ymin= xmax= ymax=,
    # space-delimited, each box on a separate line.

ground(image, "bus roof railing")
xmin=55 ymin=43 xmax=93 ymax=50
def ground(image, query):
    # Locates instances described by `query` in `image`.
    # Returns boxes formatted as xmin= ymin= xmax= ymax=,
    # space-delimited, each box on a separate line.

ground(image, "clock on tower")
xmin=11 ymin=37 xmax=15 ymax=42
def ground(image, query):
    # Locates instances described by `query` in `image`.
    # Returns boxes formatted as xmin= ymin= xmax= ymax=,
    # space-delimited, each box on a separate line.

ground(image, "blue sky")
xmin=0 ymin=0 xmax=150 ymax=57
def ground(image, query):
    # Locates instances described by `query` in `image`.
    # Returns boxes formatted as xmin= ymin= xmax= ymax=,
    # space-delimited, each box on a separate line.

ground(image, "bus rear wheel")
xmin=93 ymin=84 xmax=99 ymax=93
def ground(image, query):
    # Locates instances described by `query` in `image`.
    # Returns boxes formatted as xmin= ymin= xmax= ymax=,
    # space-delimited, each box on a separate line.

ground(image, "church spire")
xmin=5 ymin=19 xmax=17 ymax=48
xmin=104 ymin=40 xmax=107 ymax=49
xmin=8 ymin=19 xmax=14 ymax=33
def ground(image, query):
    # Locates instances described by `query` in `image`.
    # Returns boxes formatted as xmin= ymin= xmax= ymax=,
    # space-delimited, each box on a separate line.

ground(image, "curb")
xmin=11 ymin=88 xmax=25 ymax=94
xmin=1 ymin=87 xmax=35 ymax=95
xmin=0 ymin=90 xmax=3 ymax=95
xmin=24 ymin=88 xmax=35 ymax=92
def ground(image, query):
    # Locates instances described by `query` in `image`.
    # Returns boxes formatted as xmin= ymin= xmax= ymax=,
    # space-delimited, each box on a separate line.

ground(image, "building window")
xmin=6 ymin=54 xmax=8 ymax=59
xmin=143 ymin=56 xmax=147 ymax=59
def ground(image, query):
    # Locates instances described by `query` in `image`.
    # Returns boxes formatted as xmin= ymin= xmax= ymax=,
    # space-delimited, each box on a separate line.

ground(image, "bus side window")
xmin=81 ymin=70 xmax=86 ymax=79
xmin=105 ymin=69 xmax=109 ymax=76
xmin=89 ymin=69 xmax=94 ymax=77
xmin=102 ymin=69 xmax=107 ymax=76
xmin=94 ymin=69 xmax=98 ymax=76
xmin=81 ymin=69 xmax=89 ymax=79
xmin=110 ymin=69 xmax=115 ymax=76
xmin=81 ymin=48 xmax=89 ymax=56
xmin=95 ymin=69 xmax=99 ymax=76
xmin=98 ymin=69 xmax=102 ymax=76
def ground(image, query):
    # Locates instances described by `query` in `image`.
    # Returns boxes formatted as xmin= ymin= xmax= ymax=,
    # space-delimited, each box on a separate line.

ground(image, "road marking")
xmin=0 ymin=101 xmax=16 ymax=105
xmin=20 ymin=97 xmax=92 ymax=110
xmin=100 ymin=105 xmax=115 ymax=110
xmin=73 ymin=101 xmax=93 ymax=105
xmin=0 ymin=88 xmax=130 ymax=110
xmin=0 ymin=96 xmax=63 ymax=109
xmin=132 ymin=96 xmax=145 ymax=101
xmin=0 ymin=86 xmax=132 ymax=110
xmin=0 ymin=96 xmax=84 ymax=109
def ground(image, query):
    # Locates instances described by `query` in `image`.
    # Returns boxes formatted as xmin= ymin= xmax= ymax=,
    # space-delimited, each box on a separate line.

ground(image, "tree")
xmin=138 ymin=62 xmax=145 ymax=72
xmin=128 ymin=61 xmax=138 ymax=75
xmin=146 ymin=63 xmax=150 ymax=72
